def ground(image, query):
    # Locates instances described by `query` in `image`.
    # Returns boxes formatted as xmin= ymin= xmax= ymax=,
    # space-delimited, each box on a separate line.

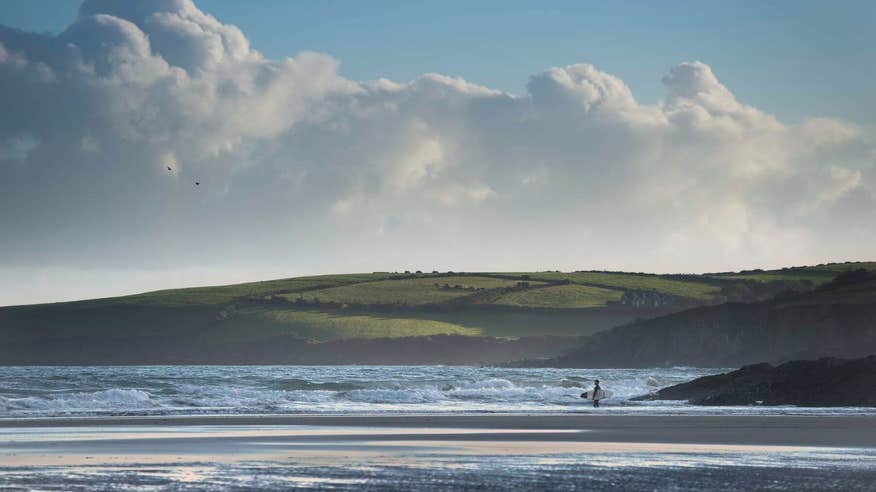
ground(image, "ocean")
xmin=2 ymin=365 xmax=873 ymax=418
xmin=4 ymin=365 xmax=876 ymax=490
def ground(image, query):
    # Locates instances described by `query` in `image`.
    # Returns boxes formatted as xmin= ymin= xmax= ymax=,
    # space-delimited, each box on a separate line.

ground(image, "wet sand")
xmin=3 ymin=413 xmax=876 ymax=447
xmin=3 ymin=415 xmax=876 ymax=490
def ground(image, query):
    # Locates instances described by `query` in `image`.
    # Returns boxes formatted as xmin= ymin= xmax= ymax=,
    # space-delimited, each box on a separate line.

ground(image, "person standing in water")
xmin=591 ymin=379 xmax=603 ymax=408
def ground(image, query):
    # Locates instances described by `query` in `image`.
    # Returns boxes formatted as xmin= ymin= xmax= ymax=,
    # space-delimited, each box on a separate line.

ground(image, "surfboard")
xmin=580 ymin=389 xmax=613 ymax=400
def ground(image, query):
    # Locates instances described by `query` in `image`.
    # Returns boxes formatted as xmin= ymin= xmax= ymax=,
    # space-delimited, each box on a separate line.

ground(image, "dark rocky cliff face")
xmin=636 ymin=355 xmax=876 ymax=406
xmin=540 ymin=271 xmax=876 ymax=368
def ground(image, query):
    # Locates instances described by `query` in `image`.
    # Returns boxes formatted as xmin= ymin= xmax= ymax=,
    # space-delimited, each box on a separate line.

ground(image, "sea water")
xmin=3 ymin=366 xmax=876 ymax=490
xmin=2 ymin=365 xmax=874 ymax=418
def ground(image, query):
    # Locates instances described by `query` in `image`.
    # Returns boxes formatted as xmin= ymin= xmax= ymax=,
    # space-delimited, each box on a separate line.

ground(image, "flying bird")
xmin=195 ymin=181 xmax=200 ymax=186
xmin=167 ymin=166 xmax=172 ymax=171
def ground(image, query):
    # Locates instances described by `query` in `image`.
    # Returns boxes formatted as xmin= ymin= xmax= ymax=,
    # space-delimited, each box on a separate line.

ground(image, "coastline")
xmin=3 ymin=413 xmax=876 ymax=447
xmin=4 ymin=413 xmax=876 ymax=489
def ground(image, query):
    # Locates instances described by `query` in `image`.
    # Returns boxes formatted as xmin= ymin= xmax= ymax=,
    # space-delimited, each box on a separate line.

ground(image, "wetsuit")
xmin=592 ymin=383 xmax=602 ymax=407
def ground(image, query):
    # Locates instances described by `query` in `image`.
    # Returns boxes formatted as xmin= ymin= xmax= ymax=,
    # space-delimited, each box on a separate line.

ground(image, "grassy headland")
xmin=1 ymin=262 xmax=872 ymax=365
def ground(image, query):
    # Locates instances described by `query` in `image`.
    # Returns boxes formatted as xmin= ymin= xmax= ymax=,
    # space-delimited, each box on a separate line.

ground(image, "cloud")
xmin=0 ymin=0 xmax=874 ymax=302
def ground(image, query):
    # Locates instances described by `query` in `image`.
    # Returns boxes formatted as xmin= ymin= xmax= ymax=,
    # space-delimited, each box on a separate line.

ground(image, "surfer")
xmin=579 ymin=379 xmax=606 ymax=408
xmin=592 ymin=379 xmax=602 ymax=408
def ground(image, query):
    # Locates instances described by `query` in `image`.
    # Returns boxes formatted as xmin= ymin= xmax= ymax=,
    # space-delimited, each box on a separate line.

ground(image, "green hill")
xmin=1 ymin=262 xmax=873 ymax=365
xmin=284 ymin=276 xmax=537 ymax=306
xmin=502 ymin=271 xmax=720 ymax=300
xmin=537 ymin=268 xmax=876 ymax=368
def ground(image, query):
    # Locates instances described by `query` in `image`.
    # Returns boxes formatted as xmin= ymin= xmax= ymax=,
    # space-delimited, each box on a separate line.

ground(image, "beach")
xmin=3 ymin=366 xmax=876 ymax=489
xmin=3 ymin=414 xmax=876 ymax=490
xmin=4 ymin=413 xmax=876 ymax=446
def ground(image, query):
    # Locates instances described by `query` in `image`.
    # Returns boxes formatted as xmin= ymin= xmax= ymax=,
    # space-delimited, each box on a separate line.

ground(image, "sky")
xmin=0 ymin=0 xmax=874 ymax=305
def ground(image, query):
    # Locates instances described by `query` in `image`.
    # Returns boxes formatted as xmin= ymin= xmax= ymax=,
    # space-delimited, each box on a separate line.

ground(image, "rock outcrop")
xmin=636 ymin=355 xmax=876 ymax=406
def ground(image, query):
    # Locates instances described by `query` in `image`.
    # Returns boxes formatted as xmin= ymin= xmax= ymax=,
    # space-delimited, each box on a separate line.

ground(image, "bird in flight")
xmin=195 ymin=181 xmax=200 ymax=186
xmin=167 ymin=166 xmax=172 ymax=171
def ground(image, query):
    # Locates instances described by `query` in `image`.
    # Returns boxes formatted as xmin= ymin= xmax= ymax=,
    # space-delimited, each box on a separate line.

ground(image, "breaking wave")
xmin=1 ymin=365 xmax=871 ymax=418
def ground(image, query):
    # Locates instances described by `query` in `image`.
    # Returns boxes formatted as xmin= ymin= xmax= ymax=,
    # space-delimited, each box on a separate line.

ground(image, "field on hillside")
xmin=715 ymin=272 xmax=837 ymax=284
xmin=493 ymin=284 xmax=623 ymax=308
xmin=225 ymin=305 xmax=630 ymax=339
xmin=3 ymin=263 xmax=872 ymax=346
xmin=503 ymin=271 xmax=719 ymax=300
xmin=103 ymin=264 xmax=876 ymax=311
xmin=111 ymin=273 xmax=401 ymax=307
xmin=243 ymin=308 xmax=482 ymax=340
xmin=283 ymin=276 xmax=534 ymax=306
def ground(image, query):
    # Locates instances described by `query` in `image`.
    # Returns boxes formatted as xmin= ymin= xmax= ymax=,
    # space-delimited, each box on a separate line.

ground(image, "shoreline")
xmin=3 ymin=413 xmax=876 ymax=447
xmin=4 ymin=413 xmax=876 ymax=490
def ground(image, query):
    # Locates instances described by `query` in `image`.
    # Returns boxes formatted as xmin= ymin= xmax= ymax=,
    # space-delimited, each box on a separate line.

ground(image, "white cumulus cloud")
xmin=0 ymin=0 xmax=874 ymax=303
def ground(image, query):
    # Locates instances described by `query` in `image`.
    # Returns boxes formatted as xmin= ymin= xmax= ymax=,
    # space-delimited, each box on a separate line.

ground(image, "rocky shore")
xmin=637 ymin=355 xmax=876 ymax=406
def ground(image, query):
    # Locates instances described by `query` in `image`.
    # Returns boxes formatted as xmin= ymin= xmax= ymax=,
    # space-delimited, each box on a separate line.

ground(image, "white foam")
xmin=9 ymin=388 xmax=154 ymax=414
xmin=2 ymin=365 xmax=872 ymax=418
